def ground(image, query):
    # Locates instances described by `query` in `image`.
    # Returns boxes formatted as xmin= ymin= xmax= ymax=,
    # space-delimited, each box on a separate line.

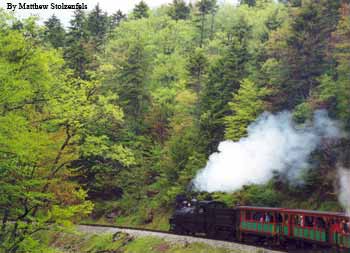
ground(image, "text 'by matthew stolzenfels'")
xmin=6 ymin=2 xmax=87 ymax=11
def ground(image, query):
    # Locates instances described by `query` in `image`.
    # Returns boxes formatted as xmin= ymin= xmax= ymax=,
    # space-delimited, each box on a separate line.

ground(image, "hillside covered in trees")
xmin=1 ymin=0 xmax=350 ymax=251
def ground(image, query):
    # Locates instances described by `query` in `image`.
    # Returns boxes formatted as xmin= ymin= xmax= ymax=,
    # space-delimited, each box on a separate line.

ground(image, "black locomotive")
xmin=169 ymin=200 xmax=238 ymax=239
xmin=169 ymin=199 xmax=350 ymax=250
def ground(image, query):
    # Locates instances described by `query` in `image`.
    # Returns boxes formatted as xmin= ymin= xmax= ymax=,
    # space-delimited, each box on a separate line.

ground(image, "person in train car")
xmin=316 ymin=217 xmax=326 ymax=229
xmin=265 ymin=213 xmax=270 ymax=223
xmin=330 ymin=219 xmax=341 ymax=244
xmin=306 ymin=216 xmax=314 ymax=227
xmin=342 ymin=219 xmax=348 ymax=233
xmin=300 ymin=215 xmax=304 ymax=227
xmin=294 ymin=215 xmax=299 ymax=225
xmin=256 ymin=212 xmax=263 ymax=222
xmin=252 ymin=212 xmax=257 ymax=221
xmin=347 ymin=220 xmax=350 ymax=234
xmin=334 ymin=219 xmax=342 ymax=233
xmin=260 ymin=214 xmax=264 ymax=223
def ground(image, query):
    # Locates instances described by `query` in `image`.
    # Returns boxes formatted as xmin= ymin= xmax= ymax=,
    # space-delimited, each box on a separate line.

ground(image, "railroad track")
xmin=78 ymin=222 xmax=285 ymax=253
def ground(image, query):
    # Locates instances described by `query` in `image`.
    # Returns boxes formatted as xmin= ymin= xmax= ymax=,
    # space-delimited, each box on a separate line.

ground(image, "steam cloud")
xmin=338 ymin=167 xmax=350 ymax=215
xmin=194 ymin=110 xmax=343 ymax=193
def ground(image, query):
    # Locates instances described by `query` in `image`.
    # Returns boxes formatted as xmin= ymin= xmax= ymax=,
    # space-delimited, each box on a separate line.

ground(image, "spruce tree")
xmin=168 ymin=0 xmax=190 ymax=21
xmin=209 ymin=0 xmax=218 ymax=40
xmin=278 ymin=0 xmax=301 ymax=6
xmin=319 ymin=3 xmax=350 ymax=128
xmin=43 ymin=15 xmax=65 ymax=48
xmin=87 ymin=4 xmax=109 ymax=49
xmin=333 ymin=3 xmax=350 ymax=127
xmin=267 ymin=0 xmax=341 ymax=109
xmin=240 ymin=0 xmax=256 ymax=7
xmin=133 ymin=1 xmax=150 ymax=19
xmin=194 ymin=0 xmax=216 ymax=47
xmin=200 ymin=17 xmax=251 ymax=152
xmin=64 ymin=9 xmax=91 ymax=79
xmin=187 ymin=48 xmax=208 ymax=93
xmin=110 ymin=10 xmax=126 ymax=30
xmin=118 ymin=42 xmax=150 ymax=124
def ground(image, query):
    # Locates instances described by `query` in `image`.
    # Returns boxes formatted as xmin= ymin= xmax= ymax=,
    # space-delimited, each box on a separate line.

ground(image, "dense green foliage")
xmin=1 ymin=0 xmax=350 ymax=251
xmin=224 ymin=79 xmax=268 ymax=141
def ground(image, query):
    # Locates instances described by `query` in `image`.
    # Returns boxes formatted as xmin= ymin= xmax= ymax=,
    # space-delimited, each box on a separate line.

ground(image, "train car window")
xmin=277 ymin=213 xmax=283 ymax=223
xmin=305 ymin=216 xmax=313 ymax=227
xmin=293 ymin=215 xmax=299 ymax=225
xmin=246 ymin=211 xmax=251 ymax=220
xmin=259 ymin=213 xmax=264 ymax=223
xmin=266 ymin=213 xmax=273 ymax=223
xmin=316 ymin=217 xmax=325 ymax=229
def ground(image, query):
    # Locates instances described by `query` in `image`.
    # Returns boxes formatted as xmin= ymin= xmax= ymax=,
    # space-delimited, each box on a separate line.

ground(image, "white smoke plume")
xmin=338 ymin=167 xmax=350 ymax=215
xmin=194 ymin=110 xmax=343 ymax=193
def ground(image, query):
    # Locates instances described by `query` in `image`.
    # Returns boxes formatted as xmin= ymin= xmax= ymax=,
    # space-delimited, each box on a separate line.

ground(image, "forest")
xmin=0 ymin=0 xmax=350 ymax=251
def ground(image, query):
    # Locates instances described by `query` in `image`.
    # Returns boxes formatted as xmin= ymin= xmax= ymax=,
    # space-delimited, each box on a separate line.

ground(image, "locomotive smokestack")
xmin=193 ymin=110 xmax=344 ymax=193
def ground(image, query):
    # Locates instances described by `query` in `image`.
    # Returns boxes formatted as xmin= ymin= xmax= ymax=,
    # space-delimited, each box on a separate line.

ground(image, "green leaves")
xmin=0 ymin=15 xmax=128 ymax=251
xmin=225 ymin=79 xmax=268 ymax=141
xmin=1 ymin=0 xmax=349 ymax=242
xmin=80 ymin=136 xmax=135 ymax=167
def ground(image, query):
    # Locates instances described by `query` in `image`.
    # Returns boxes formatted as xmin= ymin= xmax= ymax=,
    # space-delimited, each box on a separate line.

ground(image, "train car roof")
xmin=237 ymin=206 xmax=282 ymax=211
xmin=282 ymin=209 xmax=348 ymax=218
xmin=237 ymin=206 xmax=349 ymax=218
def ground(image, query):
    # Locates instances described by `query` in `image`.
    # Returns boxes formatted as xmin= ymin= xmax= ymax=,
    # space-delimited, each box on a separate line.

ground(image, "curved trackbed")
xmin=77 ymin=224 xmax=285 ymax=253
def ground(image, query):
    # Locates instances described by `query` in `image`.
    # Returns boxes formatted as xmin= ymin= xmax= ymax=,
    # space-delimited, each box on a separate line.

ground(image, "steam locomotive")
xmin=169 ymin=199 xmax=350 ymax=250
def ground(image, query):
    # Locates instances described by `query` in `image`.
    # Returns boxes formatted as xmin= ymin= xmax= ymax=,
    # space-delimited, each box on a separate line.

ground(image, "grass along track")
xmin=77 ymin=223 xmax=285 ymax=253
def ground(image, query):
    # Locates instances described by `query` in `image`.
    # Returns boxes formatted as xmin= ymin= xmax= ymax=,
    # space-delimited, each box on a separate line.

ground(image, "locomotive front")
xmin=169 ymin=199 xmax=198 ymax=234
